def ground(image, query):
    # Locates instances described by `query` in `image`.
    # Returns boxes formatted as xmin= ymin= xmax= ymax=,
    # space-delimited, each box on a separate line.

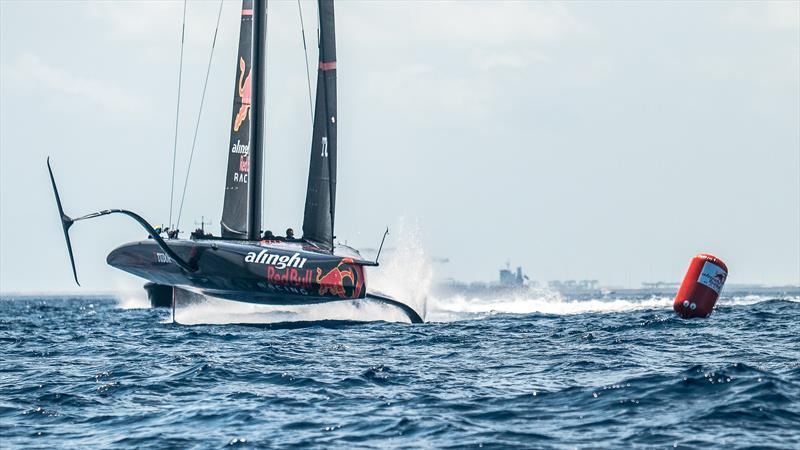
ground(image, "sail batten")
xmin=302 ymin=0 xmax=337 ymax=250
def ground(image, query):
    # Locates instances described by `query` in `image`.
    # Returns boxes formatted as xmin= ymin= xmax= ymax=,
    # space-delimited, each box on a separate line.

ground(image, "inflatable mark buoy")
xmin=673 ymin=253 xmax=728 ymax=318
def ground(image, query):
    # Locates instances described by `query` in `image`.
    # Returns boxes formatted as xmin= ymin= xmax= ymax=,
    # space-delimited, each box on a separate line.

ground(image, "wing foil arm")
xmin=47 ymin=157 xmax=80 ymax=285
xmin=365 ymin=292 xmax=424 ymax=324
xmin=47 ymin=158 xmax=197 ymax=286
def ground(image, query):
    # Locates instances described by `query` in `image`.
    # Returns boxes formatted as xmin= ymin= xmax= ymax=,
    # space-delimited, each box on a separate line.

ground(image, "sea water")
xmin=3 ymin=223 xmax=799 ymax=448
xmin=1 ymin=291 xmax=799 ymax=449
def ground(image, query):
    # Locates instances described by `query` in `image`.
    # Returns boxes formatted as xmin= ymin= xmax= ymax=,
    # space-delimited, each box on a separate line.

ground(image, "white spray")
xmin=368 ymin=218 xmax=433 ymax=321
xmin=113 ymin=276 xmax=150 ymax=309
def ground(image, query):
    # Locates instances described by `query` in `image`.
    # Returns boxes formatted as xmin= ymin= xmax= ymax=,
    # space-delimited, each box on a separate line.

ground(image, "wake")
xmin=426 ymin=293 xmax=799 ymax=321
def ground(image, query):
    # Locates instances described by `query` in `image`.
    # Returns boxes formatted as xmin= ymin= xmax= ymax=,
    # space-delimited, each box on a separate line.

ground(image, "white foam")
xmin=425 ymin=292 xmax=800 ymax=322
xmin=113 ymin=277 xmax=150 ymax=309
xmin=427 ymin=292 xmax=670 ymax=321
xmin=173 ymin=296 xmax=410 ymax=325
xmin=721 ymin=294 xmax=799 ymax=306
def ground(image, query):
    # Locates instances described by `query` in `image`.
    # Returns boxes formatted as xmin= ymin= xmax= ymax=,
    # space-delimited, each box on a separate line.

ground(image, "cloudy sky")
xmin=1 ymin=1 xmax=798 ymax=293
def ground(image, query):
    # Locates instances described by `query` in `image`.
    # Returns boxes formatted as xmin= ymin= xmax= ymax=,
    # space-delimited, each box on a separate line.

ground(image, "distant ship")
xmin=434 ymin=264 xmax=609 ymax=298
xmin=435 ymin=264 xmax=538 ymax=297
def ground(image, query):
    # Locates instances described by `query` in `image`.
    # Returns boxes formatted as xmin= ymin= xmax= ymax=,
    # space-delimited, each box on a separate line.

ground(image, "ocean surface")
xmin=1 ymin=290 xmax=799 ymax=449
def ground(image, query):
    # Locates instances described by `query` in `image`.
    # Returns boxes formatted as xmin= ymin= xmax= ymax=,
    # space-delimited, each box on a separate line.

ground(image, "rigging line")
xmin=176 ymin=0 xmax=224 ymax=231
xmin=169 ymin=0 xmax=188 ymax=229
xmin=298 ymin=0 xmax=313 ymax=121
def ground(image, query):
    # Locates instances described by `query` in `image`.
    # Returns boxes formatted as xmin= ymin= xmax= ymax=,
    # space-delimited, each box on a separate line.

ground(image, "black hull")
xmin=110 ymin=239 xmax=423 ymax=323
xmin=108 ymin=239 xmax=366 ymax=305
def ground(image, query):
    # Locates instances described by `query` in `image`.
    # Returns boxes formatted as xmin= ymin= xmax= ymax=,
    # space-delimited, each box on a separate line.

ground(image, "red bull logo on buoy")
xmin=697 ymin=261 xmax=727 ymax=294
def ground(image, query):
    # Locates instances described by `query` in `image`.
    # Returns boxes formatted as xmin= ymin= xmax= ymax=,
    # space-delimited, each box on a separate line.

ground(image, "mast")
xmin=248 ymin=0 xmax=266 ymax=240
xmin=301 ymin=0 xmax=337 ymax=250
xmin=220 ymin=0 xmax=267 ymax=240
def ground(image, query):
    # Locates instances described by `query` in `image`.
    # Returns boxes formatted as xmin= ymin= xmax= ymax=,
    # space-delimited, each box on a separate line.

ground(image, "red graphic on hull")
xmin=263 ymin=258 xmax=364 ymax=299
xmin=316 ymin=259 xmax=357 ymax=298
xmin=233 ymin=57 xmax=251 ymax=132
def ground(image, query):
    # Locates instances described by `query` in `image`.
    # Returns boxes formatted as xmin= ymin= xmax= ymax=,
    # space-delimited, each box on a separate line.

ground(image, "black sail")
xmin=302 ymin=0 xmax=337 ymax=250
xmin=221 ymin=0 xmax=265 ymax=240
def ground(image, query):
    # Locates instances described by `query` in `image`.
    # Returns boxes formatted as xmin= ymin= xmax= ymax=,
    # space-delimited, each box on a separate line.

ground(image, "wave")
xmin=427 ymin=293 xmax=800 ymax=321
xmin=428 ymin=292 xmax=671 ymax=319
xmin=162 ymin=285 xmax=799 ymax=326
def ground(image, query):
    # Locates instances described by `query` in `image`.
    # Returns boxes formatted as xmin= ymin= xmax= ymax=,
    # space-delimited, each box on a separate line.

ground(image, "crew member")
xmin=148 ymin=226 xmax=163 ymax=239
xmin=262 ymin=230 xmax=275 ymax=240
xmin=285 ymin=228 xmax=298 ymax=242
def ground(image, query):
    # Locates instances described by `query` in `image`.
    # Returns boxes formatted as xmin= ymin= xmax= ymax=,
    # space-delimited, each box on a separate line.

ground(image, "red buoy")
xmin=673 ymin=253 xmax=728 ymax=318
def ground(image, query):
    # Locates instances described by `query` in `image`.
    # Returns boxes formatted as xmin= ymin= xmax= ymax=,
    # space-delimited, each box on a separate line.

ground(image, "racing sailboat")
xmin=46 ymin=0 xmax=423 ymax=323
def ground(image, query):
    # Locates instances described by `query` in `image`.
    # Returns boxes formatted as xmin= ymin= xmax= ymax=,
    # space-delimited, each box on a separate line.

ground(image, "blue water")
xmin=1 ymin=295 xmax=799 ymax=448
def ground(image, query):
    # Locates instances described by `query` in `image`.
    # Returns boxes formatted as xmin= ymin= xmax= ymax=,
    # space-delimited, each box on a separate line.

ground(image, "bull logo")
xmin=233 ymin=57 xmax=252 ymax=132
xmin=316 ymin=258 xmax=359 ymax=298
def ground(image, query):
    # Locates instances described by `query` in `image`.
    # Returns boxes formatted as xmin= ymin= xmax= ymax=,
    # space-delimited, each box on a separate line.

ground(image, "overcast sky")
xmin=1 ymin=0 xmax=798 ymax=293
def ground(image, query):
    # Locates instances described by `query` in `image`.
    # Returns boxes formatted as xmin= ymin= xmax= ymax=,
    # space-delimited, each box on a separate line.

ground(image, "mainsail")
xmin=302 ymin=0 xmax=338 ymax=250
xmin=221 ymin=0 xmax=265 ymax=240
